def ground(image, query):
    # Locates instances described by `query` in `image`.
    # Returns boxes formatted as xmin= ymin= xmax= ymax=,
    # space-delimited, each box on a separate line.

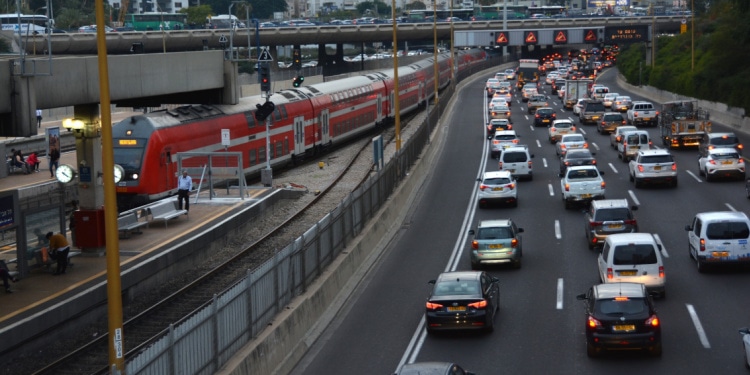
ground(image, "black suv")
xmin=576 ymin=283 xmax=662 ymax=357
xmin=584 ymin=199 xmax=638 ymax=250
xmin=533 ymin=107 xmax=556 ymax=127
xmin=698 ymin=132 xmax=743 ymax=157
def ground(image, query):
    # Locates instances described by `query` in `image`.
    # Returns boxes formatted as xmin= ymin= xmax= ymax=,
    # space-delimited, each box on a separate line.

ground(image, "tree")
xmin=180 ymin=5 xmax=213 ymax=27
xmin=404 ymin=1 xmax=426 ymax=11
xmin=356 ymin=1 xmax=391 ymax=18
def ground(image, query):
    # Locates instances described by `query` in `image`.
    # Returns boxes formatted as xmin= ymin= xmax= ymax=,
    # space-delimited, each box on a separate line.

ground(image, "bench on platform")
xmin=148 ymin=201 xmax=188 ymax=228
xmin=118 ymin=211 xmax=148 ymax=238
xmin=33 ymin=249 xmax=81 ymax=273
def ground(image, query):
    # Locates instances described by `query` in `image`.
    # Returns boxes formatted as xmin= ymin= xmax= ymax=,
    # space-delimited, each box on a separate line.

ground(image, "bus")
xmin=0 ymin=13 xmax=51 ymax=33
xmin=206 ymin=14 xmax=247 ymax=29
xmin=406 ymin=9 xmax=474 ymax=22
xmin=473 ymin=5 xmax=528 ymax=20
xmin=123 ymin=12 xmax=187 ymax=31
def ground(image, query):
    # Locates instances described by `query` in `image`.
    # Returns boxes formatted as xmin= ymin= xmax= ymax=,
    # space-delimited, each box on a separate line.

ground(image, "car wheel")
xmin=586 ymin=343 xmax=599 ymax=358
xmin=649 ymin=343 xmax=663 ymax=357
xmin=671 ymin=179 xmax=678 ymax=188
xmin=698 ymin=168 xmax=704 ymax=176
xmin=629 ymin=173 xmax=634 ymax=182
xmin=697 ymin=258 xmax=707 ymax=273
xmin=634 ymin=178 xmax=642 ymax=188
xmin=705 ymin=169 xmax=712 ymax=182
xmin=512 ymin=199 xmax=518 ymax=208
xmin=512 ymin=259 xmax=522 ymax=269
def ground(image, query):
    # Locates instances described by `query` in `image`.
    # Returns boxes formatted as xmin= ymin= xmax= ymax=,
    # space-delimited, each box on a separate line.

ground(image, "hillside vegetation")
xmin=618 ymin=0 xmax=750 ymax=113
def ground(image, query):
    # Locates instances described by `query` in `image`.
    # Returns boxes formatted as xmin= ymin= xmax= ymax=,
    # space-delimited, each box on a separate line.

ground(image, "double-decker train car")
xmin=113 ymin=49 xmax=486 ymax=207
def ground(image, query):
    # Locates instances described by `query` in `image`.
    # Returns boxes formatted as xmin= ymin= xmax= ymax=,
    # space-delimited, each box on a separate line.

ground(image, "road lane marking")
xmin=543 ymin=158 xmax=548 ymax=168
xmin=591 ymin=142 xmax=600 ymax=151
xmin=608 ymin=163 xmax=619 ymax=174
xmin=548 ymin=183 xmax=555 ymax=196
xmin=555 ymin=220 xmax=561 ymax=239
xmin=686 ymin=304 xmax=711 ymax=349
xmin=686 ymin=170 xmax=702 ymax=182
xmin=556 ymin=278 xmax=564 ymax=310
xmin=536 ymin=139 xmax=542 ymax=148
xmin=579 ymin=128 xmax=587 ymax=135
xmin=726 ymin=203 xmax=737 ymax=212
xmin=653 ymin=233 xmax=668 ymax=258
xmin=628 ymin=190 xmax=640 ymax=206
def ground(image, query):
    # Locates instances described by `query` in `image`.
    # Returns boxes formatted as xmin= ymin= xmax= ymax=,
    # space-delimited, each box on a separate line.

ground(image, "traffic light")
xmin=258 ymin=63 xmax=271 ymax=92
xmin=254 ymin=101 xmax=276 ymax=121
xmin=292 ymin=49 xmax=302 ymax=70
xmin=292 ymin=75 xmax=305 ymax=88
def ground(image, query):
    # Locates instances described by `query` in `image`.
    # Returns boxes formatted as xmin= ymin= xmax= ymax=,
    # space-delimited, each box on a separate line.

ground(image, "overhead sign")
xmin=524 ymin=31 xmax=538 ymax=45
xmin=680 ymin=24 xmax=687 ymax=34
xmin=584 ymin=29 xmax=598 ymax=42
xmin=494 ymin=32 xmax=509 ymax=46
xmin=554 ymin=30 xmax=568 ymax=44
xmin=258 ymin=48 xmax=274 ymax=62
xmin=604 ymin=25 xmax=648 ymax=43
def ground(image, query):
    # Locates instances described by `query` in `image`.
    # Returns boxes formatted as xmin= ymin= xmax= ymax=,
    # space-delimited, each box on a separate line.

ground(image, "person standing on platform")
xmin=49 ymin=146 xmax=60 ymax=178
xmin=46 ymin=232 xmax=70 ymax=275
xmin=177 ymin=170 xmax=192 ymax=212
xmin=36 ymin=109 xmax=42 ymax=128
xmin=69 ymin=200 xmax=78 ymax=248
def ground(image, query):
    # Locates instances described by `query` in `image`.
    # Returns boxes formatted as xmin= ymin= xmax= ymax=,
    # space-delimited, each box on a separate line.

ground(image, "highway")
xmin=289 ymin=67 xmax=750 ymax=374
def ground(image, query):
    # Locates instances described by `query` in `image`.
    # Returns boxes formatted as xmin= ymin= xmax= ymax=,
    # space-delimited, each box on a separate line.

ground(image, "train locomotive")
xmin=112 ymin=49 xmax=487 ymax=208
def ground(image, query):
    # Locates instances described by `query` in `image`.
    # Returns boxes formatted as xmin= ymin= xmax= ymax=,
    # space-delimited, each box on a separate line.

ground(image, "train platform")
xmin=0 ymin=113 xmax=277 ymax=326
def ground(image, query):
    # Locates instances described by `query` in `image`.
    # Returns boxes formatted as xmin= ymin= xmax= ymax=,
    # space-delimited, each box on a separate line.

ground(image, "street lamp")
xmin=391 ymin=0 xmax=400 ymax=150
xmin=432 ymin=0 xmax=438 ymax=105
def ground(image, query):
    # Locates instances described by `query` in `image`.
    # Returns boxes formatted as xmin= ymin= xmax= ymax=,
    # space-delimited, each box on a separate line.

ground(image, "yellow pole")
xmin=94 ymin=0 xmax=125 ymax=370
xmin=433 ymin=0 xmax=438 ymax=105
xmin=392 ymin=0 xmax=401 ymax=151
xmin=691 ymin=0 xmax=694 ymax=71
xmin=450 ymin=0 xmax=454 ymax=81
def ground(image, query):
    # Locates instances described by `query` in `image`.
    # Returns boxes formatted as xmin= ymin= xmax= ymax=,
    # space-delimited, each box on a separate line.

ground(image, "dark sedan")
xmin=425 ymin=271 xmax=500 ymax=333
xmin=559 ymin=149 xmax=596 ymax=173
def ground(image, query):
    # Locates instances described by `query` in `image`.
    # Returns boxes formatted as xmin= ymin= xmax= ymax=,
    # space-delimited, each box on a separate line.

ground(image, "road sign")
xmin=218 ymin=35 xmax=228 ymax=44
xmin=525 ymin=31 xmax=538 ymax=45
xmin=554 ymin=30 xmax=568 ymax=44
xmin=495 ymin=32 xmax=509 ymax=45
xmin=681 ymin=18 xmax=687 ymax=24
xmin=221 ymin=129 xmax=230 ymax=146
xmin=584 ymin=29 xmax=598 ymax=42
xmin=681 ymin=24 xmax=687 ymax=34
xmin=258 ymin=48 xmax=274 ymax=62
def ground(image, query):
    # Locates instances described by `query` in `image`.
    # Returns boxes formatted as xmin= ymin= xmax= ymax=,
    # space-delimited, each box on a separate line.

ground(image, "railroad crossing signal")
xmin=292 ymin=75 xmax=304 ymax=88
xmin=292 ymin=49 xmax=302 ymax=70
xmin=255 ymin=101 xmax=276 ymax=121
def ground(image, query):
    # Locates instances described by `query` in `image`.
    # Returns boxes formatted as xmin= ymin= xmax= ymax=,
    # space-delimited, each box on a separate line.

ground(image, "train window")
xmin=245 ymin=112 xmax=257 ymax=127
xmin=259 ymin=147 xmax=266 ymax=163
xmin=283 ymin=139 xmax=289 ymax=155
xmin=249 ymin=149 xmax=256 ymax=165
xmin=279 ymin=105 xmax=288 ymax=120
xmin=273 ymin=107 xmax=281 ymax=122
xmin=275 ymin=141 xmax=283 ymax=158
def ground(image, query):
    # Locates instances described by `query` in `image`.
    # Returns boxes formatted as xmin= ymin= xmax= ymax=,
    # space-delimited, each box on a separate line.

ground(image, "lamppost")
xmin=691 ymin=0 xmax=694 ymax=71
xmin=432 ymin=0 xmax=438 ymax=105
xmin=449 ymin=0 xmax=454 ymax=81
xmin=391 ymin=0 xmax=400 ymax=150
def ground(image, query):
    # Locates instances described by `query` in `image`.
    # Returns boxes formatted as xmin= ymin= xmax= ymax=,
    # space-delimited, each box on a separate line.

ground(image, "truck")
xmin=564 ymin=79 xmax=592 ymax=110
xmin=516 ymin=59 xmax=540 ymax=90
xmin=658 ymin=100 xmax=712 ymax=148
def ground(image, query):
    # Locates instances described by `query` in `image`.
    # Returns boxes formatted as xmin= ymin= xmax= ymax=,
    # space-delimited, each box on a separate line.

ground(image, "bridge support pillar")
xmin=67 ymin=104 xmax=106 ymax=256
xmin=3 ymin=74 xmax=38 ymax=137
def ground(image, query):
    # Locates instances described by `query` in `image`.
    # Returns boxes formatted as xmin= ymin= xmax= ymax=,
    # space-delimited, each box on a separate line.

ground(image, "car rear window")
xmin=710 ymin=136 xmax=739 ymax=146
xmin=603 ymin=114 xmax=623 ymax=121
xmin=565 ymin=151 xmax=592 ymax=160
xmin=594 ymin=207 xmax=633 ymax=221
xmin=595 ymin=298 xmax=647 ymax=315
xmin=641 ymin=155 xmax=674 ymax=163
xmin=563 ymin=135 xmax=584 ymax=142
xmin=483 ymin=177 xmax=512 ymax=185
xmin=537 ymin=108 xmax=553 ymax=115
xmin=433 ymin=281 xmax=480 ymax=296
xmin=567 ymin=169 xmax=600 ymax=179
xmin=712 ymin=152 xmax=740 ymax=160
xmin=706 ymin=222 xmax=750 ymax=240
xmin=495 ymin=134 xmax=516 ymax=141
xmin=502 ymin=152 xmax=528 ymax=162
xmin=476 ymin=227 xmax=513 ymax=239
xmin=613 ymin=244 xmax=657 ymax=265
xmin=585 ymin=102 xmax=606 ymax=112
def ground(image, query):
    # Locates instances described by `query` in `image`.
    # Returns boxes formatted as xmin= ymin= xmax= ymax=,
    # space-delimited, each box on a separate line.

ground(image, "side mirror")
xmin=576 ymin=293 xmax=587 ymax=300
xmin=530 ymin=154 xmax=535 ymax=158
xmin=684 ymin=225 xmax=692 ymax=231
xmin=428 ymin=280 xmax=436 ymax=285
xmin=740 ymin=327 xmax=750 ymax=335
xmin=631 ymin=205 xmax=639 ymax=211
xmin=599 ymin=171 xmax=606 ymax=175
xmin=517 ymin=228 xmax=524 ymax=233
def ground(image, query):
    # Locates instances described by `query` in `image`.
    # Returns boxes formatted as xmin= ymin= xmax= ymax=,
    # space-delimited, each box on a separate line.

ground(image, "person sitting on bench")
xmin=46 ymin=232 xmax=70 ymax=275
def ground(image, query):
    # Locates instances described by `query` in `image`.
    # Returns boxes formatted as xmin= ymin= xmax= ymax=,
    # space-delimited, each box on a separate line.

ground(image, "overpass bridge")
xmin=0 ymin=16 xmax=683 ymax=137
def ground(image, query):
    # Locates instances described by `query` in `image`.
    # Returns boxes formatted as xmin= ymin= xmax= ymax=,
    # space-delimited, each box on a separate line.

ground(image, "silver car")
xmin=699 ymin=147 xmax=746 ymax=181
xmin=490 ymin=130 xmax=519 ymax=158
xmin=556 ymin=133 xmax=587 ymax=156
xmin=476 ymin=170 xmax=518 ymax=207
xmin=468 ymin=219 xmax=524 ymax=269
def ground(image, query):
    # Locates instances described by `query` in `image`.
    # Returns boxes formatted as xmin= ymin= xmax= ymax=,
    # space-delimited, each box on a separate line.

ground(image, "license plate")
xmin=592 ymin=116 xmax=600 ymax=120
xmin=711 ymin=251 xmax=729 ymax=257
xmin=644 ymin=117 xmax=651 ymax=121
xmin=447 ymin=306 xmax=466 ymax=312
xmin=613 ymin=324 xmax=636 ymax=332
xmin=581 ymin=194 xmax=592 ymax=198
xmin=488 ymin=243 xmax=505 ymax=249
xmin=654 ymin=166 xmax=661 ymax=170
xmin=722 ymin=160 xmax=733 ymax=165
xmin=560 ymin=130 xmax=569 ymax=134
xmin=492 ymin=187 xmax=504 ymax=191
xmin=619 ymin=270 xmax=637 ymax=276
xmin=607 ymin=223 xmax=623 ymax=229
xmin=543 ymin=119 xmax=550 ymax=123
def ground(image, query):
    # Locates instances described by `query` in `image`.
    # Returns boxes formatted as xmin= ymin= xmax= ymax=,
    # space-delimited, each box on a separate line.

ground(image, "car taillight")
xmin=623 ymin=142 xmax=628 ymax=148
xmin=708 ymin=145 xmax=715 ymax=150
xmin=571 ymin=126 xmax=576 ymax=131
xmin=551 ymin=113 xmax=556 ymax=118
xmin=624 ymin=219 xmax=637 ymax=225
xmin=511 ymin=238 xmax=518 ymax=247
xmin=498 ymin=162 xmax=503 ymax=169
xmin=739 ymin=159 xmax=745 ymax=164
xmin=616 ymin=135 xmax=622 ymax=142
xmin=491 ymin=112 xmax=496 ymax=116
xmin=561 ymin=144 xmax=567 ymax=150
xmin=564 ymin=183 xmax=570 ymax=191
xmin=507 ymin=183 xmax=515 ymax=190
xmin=634 ymin=111 xmax=639 ymax=117
xmin=426 ymin=302 xmax=443 ymax=310
xmin=646 ymin=315 xmax=660 ymax=327
xmin=699 ymin=238 xmax=705 ymax=251
xmin=584 ymin=143 xmax=589 ymax=148
xmin=637 ymin=165 xmax=644 ymax=172
xmin=472 ymin=240 xmax=479 ymax=249
xmin=479 ymin=184 xmax=488 ymax=191
xmin=659 ymin=265 xmax=664 ymax=278
xmin=589 ymin=221 xmax=602 ymax=227
xmin=468 ymin=300 xmax=488 ymax=309
xmin=535 ymin=114 xmax=540 ymax=118
xmin=600 ymin=181 xmax=606 ymax=188
xmin=493 ymin=140 xmax=499 ymax=145
xmin=601 ymin=121 xmax=606 ymax=126
xmin=513 ymin=139 xmax=519 ymax=144
xmin=550 ymin=127 xmax=556 ymax=132
xmin=708 ymin=160 xmax=716 ymax=165
xmin=505 ymin=112 xmax=510 ymax=116
xmin=621 ymin=120 xmax=627 ymax=124
xmin=606 ymin=267 xmax=613 ymax=279
xmin=739 ymin=144 xmax=744 ymax=150
xmin=592 ymin=159 xmax=597 ymax=165
xmin=587 ymin=316 xmax=602 ymax=329
xmin=671 ymin=164 xmax=677 ymax=171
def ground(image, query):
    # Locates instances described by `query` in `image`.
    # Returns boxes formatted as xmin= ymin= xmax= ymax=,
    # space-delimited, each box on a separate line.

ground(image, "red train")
xmin=112 ymin=49 xmax=487 ymax=207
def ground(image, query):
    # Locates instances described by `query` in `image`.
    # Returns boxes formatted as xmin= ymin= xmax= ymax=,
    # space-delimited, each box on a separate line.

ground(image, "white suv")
xmin=476 ymin=170 xmax=518 ymax=208
xmin=628 ymin=149 xmax=678 ymax=188
xmin=598 ymin=233 xmax=666 ymax=297
xmin=685 ymin=211 xmax=750 ymax=272
xmin=498 ymin=145 xmax=534 ymax=181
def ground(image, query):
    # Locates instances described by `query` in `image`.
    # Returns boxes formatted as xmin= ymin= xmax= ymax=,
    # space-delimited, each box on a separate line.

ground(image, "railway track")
xmin=27 ymin=109 xmax=422 ymax=375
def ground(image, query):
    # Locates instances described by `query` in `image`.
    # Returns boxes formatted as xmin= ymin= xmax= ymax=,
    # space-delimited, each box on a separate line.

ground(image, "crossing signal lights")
xmin=254 ymin=101 xmax=276 ymax=121
xmin=292 ymin=49 xmax=302 ymax=70
xmin=258 ymin=63 xmax=271 ymax=92
xmin=292 ymin=75 xmax=305 ymax=88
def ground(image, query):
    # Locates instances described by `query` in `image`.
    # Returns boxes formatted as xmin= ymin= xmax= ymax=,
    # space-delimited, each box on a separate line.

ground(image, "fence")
xmin=122 ymin=55 xmax=501 ymax=375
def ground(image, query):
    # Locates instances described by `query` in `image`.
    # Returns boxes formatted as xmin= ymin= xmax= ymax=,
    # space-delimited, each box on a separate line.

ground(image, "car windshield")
xmin=567 ymin=169 xmax=599 ymax=179
xmin=476 ymin=226 xmax=513 ymax=239
xmin=433 ymin=280 xmax=480 ymax=296
xmin=641 ymin=155 xmax=673 ymax=163
xmin=706 ymin=222 xmax=750 ymax=240
xmin=595 ymin=298 xmax=647 ymax=316
xmin=594 ymin=207 xmax=632 ymax=221
xmin=613 ymin=244 xmax=657 ymax=265
xmin=483 ymin=177 xmax=512 ymax=185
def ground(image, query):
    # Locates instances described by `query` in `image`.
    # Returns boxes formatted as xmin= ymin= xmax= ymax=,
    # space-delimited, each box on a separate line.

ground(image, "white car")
xmin=628 ymin=149 xmax=678 ymax=188
xmin=548 ymin=119 xmax=576 ymax=143
xmin=556 ymin=133 xmax=587 ymax=156
xmin=597 ymin=233 xmax=666 ymax=297
xmin=490 ymin=130 xmax=519 ymax=158
xmin=560 ymin=165 xmax=606 ymax=209
xmin=685 ymin=211 xmax=750 ymax=272
xmin=610 ymin=125 xmax=638 ymax=149
xmin=498 ymin=145 xmax=534 ymax=181
xmin=698 ymin=147 xmax=746 ymax=181
xmin=602 ymin=92 xmax=620 ymax=108
xmin=573 ymin=98 xmax=588 ymax=116
xmin=739 ymin=328 xmax=750 ymax=369
xmin=476 ymin=170 xmax=518 ymax=207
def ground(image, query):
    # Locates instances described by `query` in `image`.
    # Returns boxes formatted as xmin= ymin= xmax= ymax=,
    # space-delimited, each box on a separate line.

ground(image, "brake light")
xmin=739 ymin=144 xmax=744 ymax=150
xmin=511 ymin=238 xmax=518 ymax=247
xmin=571 ymin=126 xmax=576 ymax=131
xmin=637 ymin=165 xmax=644 ymax=172
xmin=624 ymin=219 xmax=637 ymax=225
xmin=472 ymin=240 xmax=478 ymax=249
xmin=708 ymin=160 xmax=716 ymax=165
xmin=646 ymin=315 xmax=660 ymax=327
xmin=468 ymin=300 xmax=488 ymax=309
xmin=671 ymin=163 xmax=677 ymax=171
xmin=589 ymin=221 xmax=602 ymax=227
xmin=564 ymin=183 xmax=570 ymax=191
xmin=535 ymin=114 xmax=540 ymax=118
xmin=592 ymin=159 xmax=597 ymax=164
xmin=498 ymin=162 xmax=503 ymax=169
xmin=507 ymin=183 xmax=515 ymax=190
xmin=587 ymin=316 xmax=602 ymax=329
xmin=479 ymin=184 xmax=489 ymax=191
xmin=527 ymin=161 xmax=532 ymax=169
xmin=699 ymin=238 xmax=705 ymax=251
xmin=616 ymin=135 xmax=622 ymax=142
xmin=551 ymin=113 xmax=556 ymax=118
xmin=659 ymin=265 xmax=664 ymax=278
xmin=584 ymin=143 xmax=589 ymax=148
xmin=550 ymin=127 xmax=556 ymax=132
xmin=513 ymin=139 xmax=519 ymax=144
xmin=601 ymin=121 xmax=606 ymax=126
xmin=634 ymin=111 xmax=639 ymax=117
xmin=600 ymin=181 xmax=606 ymax=188
xmin=621 ymin=120 xmax=627 ymax=124
xmin=426 ymin=302 xmax=443 ymax=310
xmin=561 ymin=144 xmax=567 ymax=150
xmin=493 ymin=140 xmax=500 ymax=145
xmin=606 ymin=267 xmax=613 ymax=279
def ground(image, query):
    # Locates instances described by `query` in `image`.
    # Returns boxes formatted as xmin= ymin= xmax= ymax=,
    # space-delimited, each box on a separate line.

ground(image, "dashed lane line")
xmin=686 ymin=304 xmax=711 ymax=349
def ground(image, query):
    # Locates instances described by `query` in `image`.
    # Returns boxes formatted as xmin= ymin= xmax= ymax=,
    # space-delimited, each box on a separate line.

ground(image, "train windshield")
xmin=114 ymin=141 xmax=146 ymax=175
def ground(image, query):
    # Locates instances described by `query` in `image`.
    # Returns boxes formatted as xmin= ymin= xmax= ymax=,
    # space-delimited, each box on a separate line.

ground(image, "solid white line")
xmin=555 ymin=220 xmax=561 ymax=239
xmin=726 ymin=203 xmax=737 ymax=212
xmin=628 ymin=190 xmax=640 ymax=206
xmin=686 ymin=304 xmax=711 ymax=349
xmin=653 ymin=233 xmax=668 ymax=258
xmin=556 ymin=278 xmax=564 ymax=310
xmin=686 ymin=169 xmax=703 ymax=182
xmin=543 ymin=158 xmax=548 ymax=168
xmin=397 ymin=316 xmax=428 ymax=370
xmin=608 ymin=162 xmax=619 ymax=174
xmin=548 ymin=183 xmax=555 ymax=196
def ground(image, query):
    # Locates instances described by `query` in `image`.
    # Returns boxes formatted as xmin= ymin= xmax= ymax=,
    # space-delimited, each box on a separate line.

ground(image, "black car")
xmin=559 ymin=149 xmax=596 ymax=173
xmin=425 ymin=271 xmax=500 ymax=333
xmin=576 ymin=283 xmax=662 ymax=357
xmin=533 ymin=107 xmax=557 ymax=127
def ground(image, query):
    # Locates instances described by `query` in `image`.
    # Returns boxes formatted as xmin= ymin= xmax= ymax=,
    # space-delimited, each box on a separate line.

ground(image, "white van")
xmin=685 ymin=211 xmax=750 ymax=272
xmin=591 ymin=86 xmax=610 ymax=100
xmin=617 ymin=130 xmax=651 ymax=162
xmin=598 ymin=233 xmax=666 ymax=297
xmin=498 ymin=145 xmax=534 ymax=181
